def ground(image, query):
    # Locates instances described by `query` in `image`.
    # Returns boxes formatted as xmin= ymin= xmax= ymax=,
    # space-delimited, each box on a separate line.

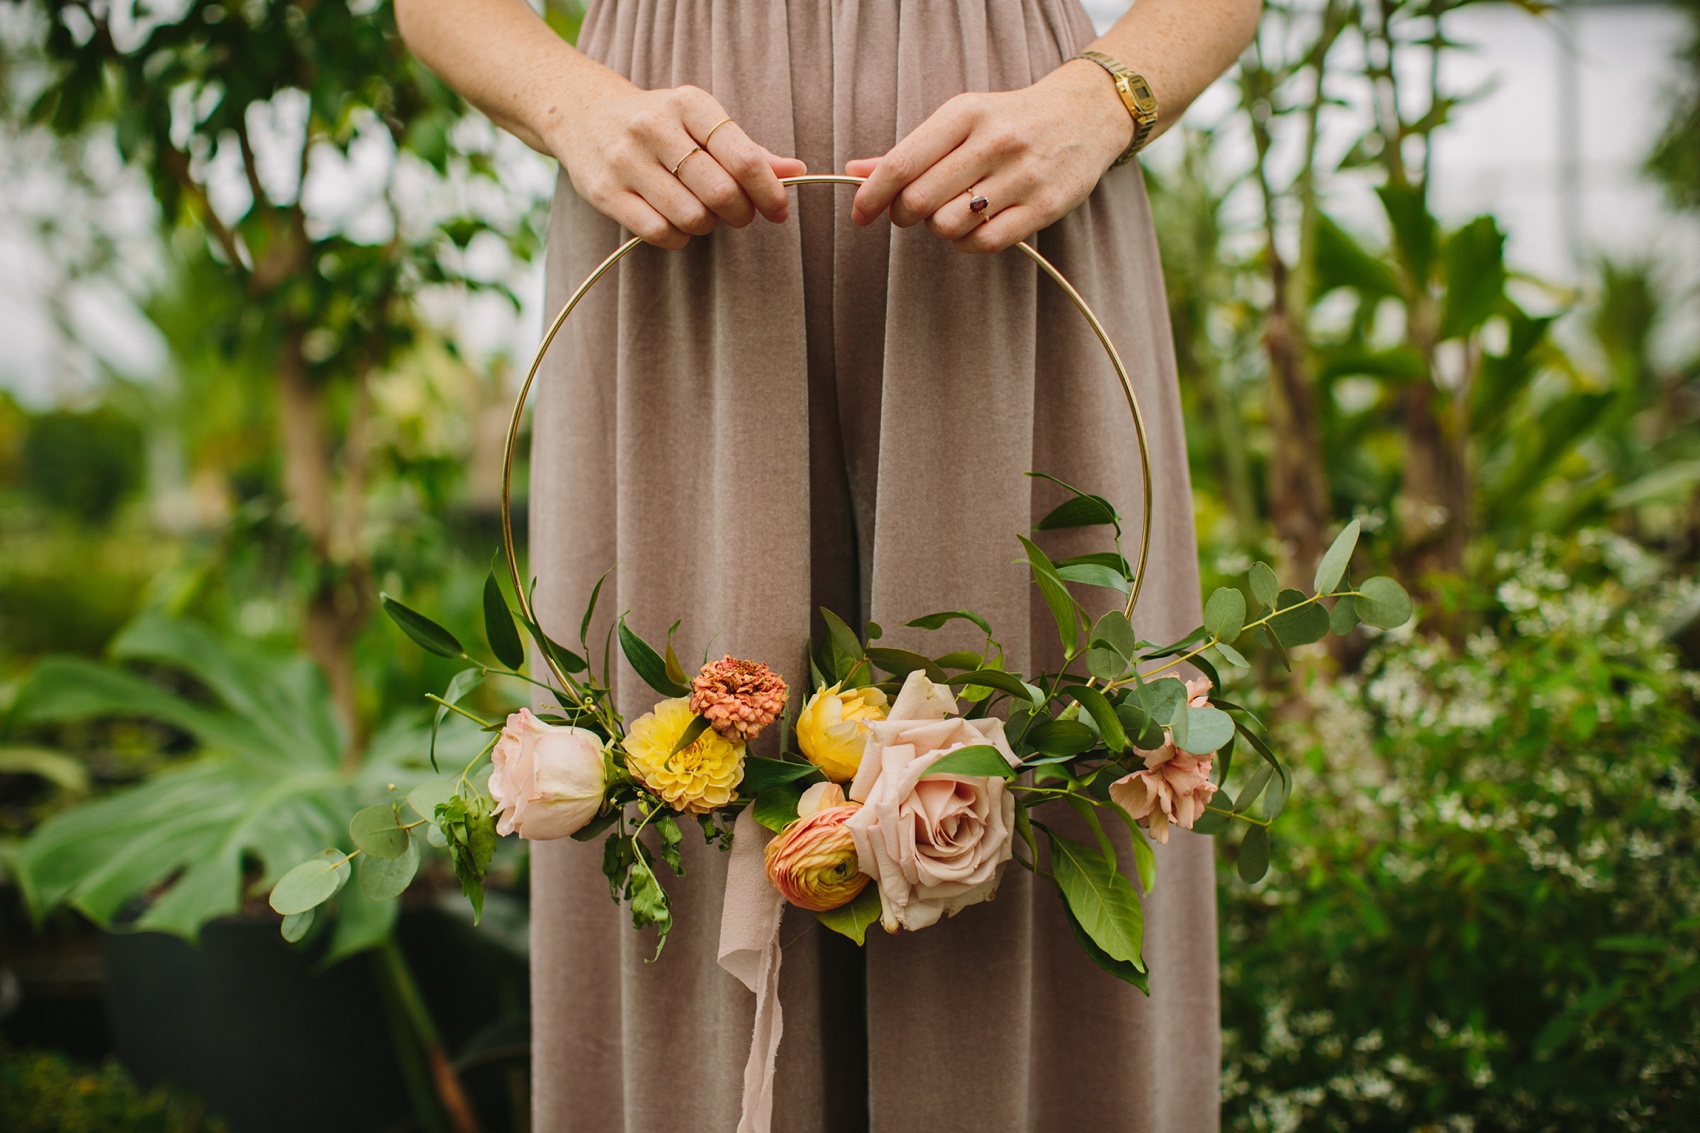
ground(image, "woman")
xmin=397 ymin=1 xmax=1261 ymax=1130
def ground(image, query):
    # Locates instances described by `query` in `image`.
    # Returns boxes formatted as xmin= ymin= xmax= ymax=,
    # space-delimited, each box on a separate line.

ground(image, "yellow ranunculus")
xmin=624 ymin=697 xmax=745 ymax=814
xmin=796 ymin=682 xmax=889 ymax=783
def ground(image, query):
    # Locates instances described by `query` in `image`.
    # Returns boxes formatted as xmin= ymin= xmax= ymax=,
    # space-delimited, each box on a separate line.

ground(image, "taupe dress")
xmin=527 ymin=1 xmax=1219 ymax=1130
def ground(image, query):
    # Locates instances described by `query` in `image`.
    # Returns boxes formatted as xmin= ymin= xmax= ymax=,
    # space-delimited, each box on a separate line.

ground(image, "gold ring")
xmin=671 ymin=145 xmax=703 ymax=178
xmin=702 ymin=117 xmax=734 ymax=147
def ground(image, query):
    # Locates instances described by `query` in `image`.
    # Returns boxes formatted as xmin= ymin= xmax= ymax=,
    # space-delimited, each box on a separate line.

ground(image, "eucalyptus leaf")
xmin=1329 ymin=595 xmax=1360 ymax=636
xmin=1214 ymin=640 xmax=1250 ymax=668
xmin=358 ymin=836 xmax=420 ymax=901
xmin=1249 ymin=562 xmax=1279 ymax=610
xmin=380 ymin=594 xmax=463 ymax=658
xmin=1355 ymin=576 xmax=1414 ymax=629
xmin=1190 ymin=809 xmax=1230 ymax=836
xmin=349 ymin=805 xmax=411 ymax=860
xmin=1314 ymin=519 xmax=1361 ymax=594
xmin=482 ymin=571 xmax=525 ymax=669
xmin=407 ymin=779 xmax=458 ymax=824
xmin=1204 ymin=587 xmax=1246 ymax=644
xmin=1268 ymin=589 xmax=1330 ymax=648
xmin=1090 ymin=610 xmax=1138 ymax=660
xmin=280 ymin=909 xmax=315 ymax=943
xmin=1087 ymin=647 xmax=1128 ymax=682
xmin=1238 ymin=825 xmax=1271 ymax=884
xmin=1137 ymin=677 xmax=1188 ymax=726
xmin=1176 ymin=705 xmax=1235 ymax=756
xmin=816 ymin=884 xmax=882 ymax=946
xmin=269 ymin=850 xmax=351 ymax=916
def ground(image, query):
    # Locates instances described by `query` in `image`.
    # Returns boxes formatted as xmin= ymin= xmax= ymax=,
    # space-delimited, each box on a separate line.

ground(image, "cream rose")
xmin=844 ymin=670 xmax=1020 ymax=933
xmin=489 ymin=708 xmax=607 ymax=839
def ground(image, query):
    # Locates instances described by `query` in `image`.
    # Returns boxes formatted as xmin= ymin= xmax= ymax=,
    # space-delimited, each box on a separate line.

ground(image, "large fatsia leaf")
xmin=111 ymin=613 xmax=343 ymax=765
xmin=14 ymin=658 xmax=272 ymax=756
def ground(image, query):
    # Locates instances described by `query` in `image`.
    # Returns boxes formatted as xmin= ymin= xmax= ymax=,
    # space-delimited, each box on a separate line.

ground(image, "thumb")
xmin=765 ymin=151 xmax=808 ymax=177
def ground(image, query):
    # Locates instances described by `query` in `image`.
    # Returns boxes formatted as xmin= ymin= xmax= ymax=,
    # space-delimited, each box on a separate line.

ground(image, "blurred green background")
xmin=1 ymin=1 xmax=1697 ymax=1131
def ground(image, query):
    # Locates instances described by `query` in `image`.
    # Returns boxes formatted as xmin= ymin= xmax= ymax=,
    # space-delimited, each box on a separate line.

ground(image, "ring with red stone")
xmin=965 ymin=187 xmax=990 ymax=220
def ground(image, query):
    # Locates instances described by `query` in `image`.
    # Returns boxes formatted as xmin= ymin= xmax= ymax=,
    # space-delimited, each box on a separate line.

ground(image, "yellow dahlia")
xmin=764 ymin=804 xmax=869 ymax=911
xmin=796 ymin=682 xmax=889 ymax=782
xmin=624 ymin=697 xmax=745 ymax=814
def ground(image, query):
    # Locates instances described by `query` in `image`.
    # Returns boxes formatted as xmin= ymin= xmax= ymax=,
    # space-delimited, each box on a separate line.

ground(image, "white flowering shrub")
xmin=1221 ymin=531 xmax=1700 ymax=1132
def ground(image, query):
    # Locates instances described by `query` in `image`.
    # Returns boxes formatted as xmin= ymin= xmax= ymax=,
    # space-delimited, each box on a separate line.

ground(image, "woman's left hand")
xmin=846 ymin=60 xmax=1135 ymax=254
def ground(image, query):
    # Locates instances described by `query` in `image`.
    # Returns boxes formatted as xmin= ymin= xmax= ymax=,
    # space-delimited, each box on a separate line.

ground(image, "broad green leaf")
xmin=741 ymin=757 xmax=823 ymax=794
xmin=866 ymin=647 xmax=946 ymax=682
xmin=431 ymin=667 xmax=484 ymax=772
xmin=381 ymin=593 xmax=463 ymax=658
xmin=1237 ymin=825 xmax=1271 ymax=884
xmin=1176 ymin=706 xmax=1234 ymax=756
xmin=1063 ymin=686 xmax=1127 ymax=754
xmin=1060 ymin=894 xmax=1149 ymax=993
xmin=816 ymin=884 xmax=882 ymax=946
xmin=1036 ymin=493 xmax=1119 ymax=531
xmin=349 ymin=805 xmax=411 ymax=859
xmin=521 ymin=613 xmax=589 ymax=676
xmin=1329 ymin=596 xmax=1359 ymax=637
xmin=926 ymin=745 xmax=1017 ymax=779
xmin=1440 ymin=215 xmax=1507 ymax=340
xmin=904 ymin=610 xmax=993 ymax=637
xmin=1025 ymin=719 xmax=1097 ymax=757
xmin=667 ymin=714 xmax=713 ymax=759
xmin=1355 ymin=576 xmax=1414 ymax=629
xmin=1268 ymin=589 xmax=1329 ymax=648
xmin=1048 ymin=832 xmax=1145 ymax=968
xmin=618 ymin=616 xmax=690 ymax=697
xmin=1314 ymin=519 xmax=1361 ymax=594
xmin=934 ymin=651 xmax=983 ymax=670
xmin=955 ymin=669 xmax=1042 ymax=707
xmin=1090 ymin=610 xmax=1138 ymax=660
xmin=753 ymin=785 xmax=805 ymax=832
xmin=1054 ymin=562 xmax=1131 ymax=593
xmin=482 ymin=571 xmax=526 ymax=669
xmin=269 ymin=850 xmax=352 ymax=916
xmin=1115 ymin=702 xmax=1164 ymax=750
xmin=358 ymin=836 xmax=420 ymax=901
xmin=1204 ymin=588 xmax=1246 ymax=643
xmin=1018 ymin=536 xmax=1081 ymax=657
xmin=1377 ymin=180 xmax=1437 ymax=284
xmin=1248 ymin=562 xmax=1279 ymax=610
xmin=0 ymin=747 xmax=89 ymax=793
xmin=281 ymin=909 xmax=314 ymax=943
xmin=820 ymin=608 xmax=865 ymax=682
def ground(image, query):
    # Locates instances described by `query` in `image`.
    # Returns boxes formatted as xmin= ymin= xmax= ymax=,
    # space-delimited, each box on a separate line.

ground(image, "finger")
xmin=610 ymin=190 xmax=692 ymax=251
xmin=952 ymin=203 xmax=1042 ymax=255
xmin=768 ymin=152 xmax=808 ymax=178
xmin=924 ymin=168 xmax=1025 ymax=241
xmin=852 ymin=101 xmax=975 ymax=225
xmin=671 ymin=86 xmax=794 ymax=223
xmin=640 ymin=148 xmax=720 ymax=238
xmin=889 ymin=141 xmax=992 ymax=229
xmin=678 ymin=147 xmax=758 ymax=228
xmin=844 ymin=155 xmax=882 ymax=178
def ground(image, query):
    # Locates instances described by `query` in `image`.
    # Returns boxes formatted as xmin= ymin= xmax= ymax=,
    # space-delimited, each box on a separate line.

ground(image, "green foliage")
xmin=0 ymin=1043 xmax=228 ymax=1133
xmin=1222 ymin=533 xmax=1700 ymax=1130
xmin=1648 ymin=0 xmax=1700 ymax=211
xmin=20 ymin=408 xmax=146 ymax=524
xmin=10 ymin=613 xmax=459 ymax=959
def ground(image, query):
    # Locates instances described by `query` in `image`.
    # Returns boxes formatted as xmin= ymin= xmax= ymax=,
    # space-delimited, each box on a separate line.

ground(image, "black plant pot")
xmin=104 ymin=917 xmax=411 ymax=1133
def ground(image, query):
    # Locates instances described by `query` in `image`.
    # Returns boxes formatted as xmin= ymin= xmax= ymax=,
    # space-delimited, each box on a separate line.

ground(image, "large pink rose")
xmin=844 ymin=671 xmax=1019 ymax=933
xmin=489 ymin=709 xmax=607 ymax=839
xmin=1108 ymin=677 xmax=1222 ymax=845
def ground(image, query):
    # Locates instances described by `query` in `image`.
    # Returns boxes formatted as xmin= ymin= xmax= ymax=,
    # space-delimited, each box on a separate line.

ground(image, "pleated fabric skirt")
xmin=527 ymin=2 xmax=1219 ymax=1129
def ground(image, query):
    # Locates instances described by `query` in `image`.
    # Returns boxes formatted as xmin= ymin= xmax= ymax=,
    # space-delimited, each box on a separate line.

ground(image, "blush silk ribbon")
xmin=717 ymin=807 xmax=786 ymax=1133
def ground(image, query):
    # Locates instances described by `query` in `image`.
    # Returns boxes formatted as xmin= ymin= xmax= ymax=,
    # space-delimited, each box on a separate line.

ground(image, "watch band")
xmin=1073 ymin=50 xmax=1159 ymax=166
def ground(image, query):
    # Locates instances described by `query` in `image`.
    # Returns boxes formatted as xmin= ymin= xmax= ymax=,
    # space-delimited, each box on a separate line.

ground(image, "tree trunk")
xmin=1263 ymin=255 xmax=1331 ymax=583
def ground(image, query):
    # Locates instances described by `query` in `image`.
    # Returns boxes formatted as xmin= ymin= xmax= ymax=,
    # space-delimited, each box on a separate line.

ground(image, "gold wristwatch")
xmin=1073 ymin=50 xmax=1158 ymax=166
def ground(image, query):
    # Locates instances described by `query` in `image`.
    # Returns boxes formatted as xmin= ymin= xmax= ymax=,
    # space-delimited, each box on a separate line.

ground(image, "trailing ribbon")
xmin=718 ymin=807 xmax=786 ymax=1133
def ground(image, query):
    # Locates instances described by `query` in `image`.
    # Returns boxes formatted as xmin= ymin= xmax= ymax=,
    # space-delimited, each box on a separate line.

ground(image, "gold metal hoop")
xmin=500 ymin=174 xmax=1154 ymax=693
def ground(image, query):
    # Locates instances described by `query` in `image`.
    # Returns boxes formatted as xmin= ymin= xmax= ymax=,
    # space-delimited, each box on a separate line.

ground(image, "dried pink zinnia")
xmin=688 ymin=655 xmax=789 ymax=742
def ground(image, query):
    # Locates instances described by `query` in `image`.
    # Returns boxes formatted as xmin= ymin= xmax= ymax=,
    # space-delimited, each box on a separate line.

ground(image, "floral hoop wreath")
xmin=269 ymin=175 xmax=1412 ymax=1133
xmin=497 ymin=174 xmax=1157 ymax=682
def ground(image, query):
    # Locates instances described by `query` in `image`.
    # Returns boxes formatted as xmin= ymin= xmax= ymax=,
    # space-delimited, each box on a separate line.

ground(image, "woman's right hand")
xmin=551 ymin=79 xmax=806 ymax=250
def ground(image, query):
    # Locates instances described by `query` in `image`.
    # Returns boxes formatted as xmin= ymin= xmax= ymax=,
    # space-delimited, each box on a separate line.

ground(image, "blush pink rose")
xmin=489 ymin=708 xmax=607 ymax=839
xmin=844 ymin=671 xmax=1020 ymax=933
